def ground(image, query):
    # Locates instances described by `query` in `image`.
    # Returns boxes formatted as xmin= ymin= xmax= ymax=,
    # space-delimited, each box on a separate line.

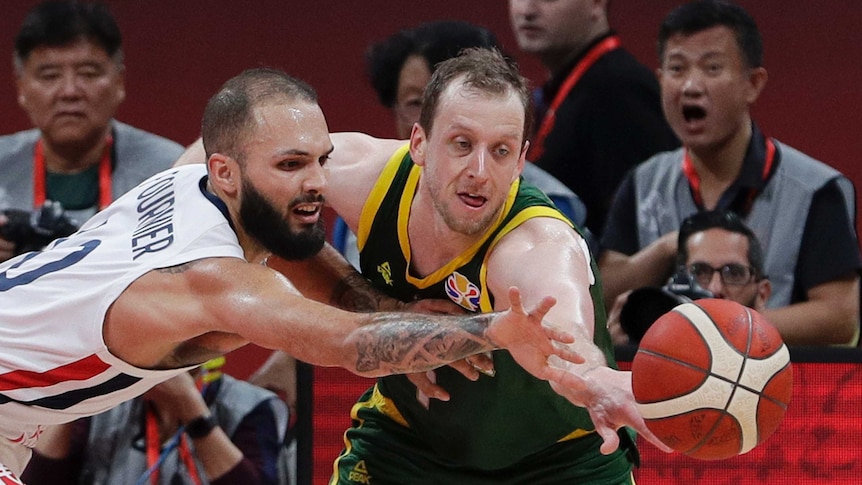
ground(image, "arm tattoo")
xmin=330 ymin=272 xmax=397 ymax=312
xmin=353 ymin=312 xmax=494 ymax=373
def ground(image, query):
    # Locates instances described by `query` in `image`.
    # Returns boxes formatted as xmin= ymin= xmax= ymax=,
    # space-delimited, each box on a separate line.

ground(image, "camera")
xmin=0 ymin=201 xmax=79 ymax=255
xmin=618 ymin=269 xmax=713 ymax=343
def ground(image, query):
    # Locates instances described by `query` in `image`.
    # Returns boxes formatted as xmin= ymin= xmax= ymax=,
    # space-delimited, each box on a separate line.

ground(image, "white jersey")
xmin=0 ymin=164 xmax=244 ymax=448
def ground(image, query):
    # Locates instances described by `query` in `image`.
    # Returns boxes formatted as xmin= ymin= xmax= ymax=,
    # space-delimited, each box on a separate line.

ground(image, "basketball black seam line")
xmin=637 ymin=348 xmax=789 ymax=409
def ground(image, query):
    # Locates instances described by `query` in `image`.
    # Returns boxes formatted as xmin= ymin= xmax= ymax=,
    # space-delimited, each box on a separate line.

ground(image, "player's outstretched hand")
xmin=486 ymin=287 xmax=585 ymax=382
xmin=548 ymin=366 xmax=674 ymax=455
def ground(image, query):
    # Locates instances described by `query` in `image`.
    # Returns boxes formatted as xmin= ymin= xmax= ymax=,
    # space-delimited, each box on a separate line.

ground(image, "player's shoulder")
xmin=331 ymin=132 xmax=404 ymax=165
xmin=494 ymin=215 xmax=581 ymax=256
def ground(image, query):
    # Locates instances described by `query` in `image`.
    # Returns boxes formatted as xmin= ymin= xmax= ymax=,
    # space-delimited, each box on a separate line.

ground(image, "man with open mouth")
xmin=599 ymin=0 xmax=860 ymax=347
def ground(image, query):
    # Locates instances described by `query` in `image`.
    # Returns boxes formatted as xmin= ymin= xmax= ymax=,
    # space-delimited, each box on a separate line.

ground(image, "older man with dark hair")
xmin=0 ymin=1 xmax=185 ymax=262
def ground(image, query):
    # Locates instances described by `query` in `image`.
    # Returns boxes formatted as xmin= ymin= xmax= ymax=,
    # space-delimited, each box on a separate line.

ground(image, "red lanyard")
xmin=33 ymin=136 xmax=114 ymax=209
xmin=682 ymin=137 xmax=775 ymax=211
xmin=527 ymin=35 xmax=621 ymax=161
xmin=145 ymin=405 xmax=203 ymax=485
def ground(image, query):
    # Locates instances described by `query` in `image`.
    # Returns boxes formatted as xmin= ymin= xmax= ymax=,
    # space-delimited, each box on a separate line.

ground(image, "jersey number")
xmin=0 ymin=240 xmax=100 ymax=291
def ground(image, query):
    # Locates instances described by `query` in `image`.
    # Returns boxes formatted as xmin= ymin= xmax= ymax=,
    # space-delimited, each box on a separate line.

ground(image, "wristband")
xmin=185 ymin=414 xmax=218 ymax=439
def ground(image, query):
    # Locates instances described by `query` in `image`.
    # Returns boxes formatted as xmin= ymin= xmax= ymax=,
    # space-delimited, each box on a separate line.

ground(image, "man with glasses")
xmin=609 ymin=210 xmax=771 ymax=345
xmin=677 ymin=210 xmax=770 ymax=309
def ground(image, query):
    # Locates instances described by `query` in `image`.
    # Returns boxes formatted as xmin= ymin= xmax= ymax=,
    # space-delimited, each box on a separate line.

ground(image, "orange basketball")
xmin=631 ymin=298 xmax=793 ymax=460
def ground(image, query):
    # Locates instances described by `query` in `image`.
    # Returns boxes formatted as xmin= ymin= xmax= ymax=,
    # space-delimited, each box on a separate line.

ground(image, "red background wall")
xmin=312 ymin=360 xmax=862 ymax=485
xmin=620 ymin=358 xmax=862 ymax=484
xmin=1 ymin=0 xmax=860 ymax=184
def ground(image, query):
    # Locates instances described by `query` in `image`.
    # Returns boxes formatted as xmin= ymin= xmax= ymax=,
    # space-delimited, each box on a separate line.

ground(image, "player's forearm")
xmin=346 ymin=312 xmax=495 ymax=377
xmin=267 ymin=244 xmax=402 ymax=312
xmin=561 ymin=320 xmax=608 ymax=372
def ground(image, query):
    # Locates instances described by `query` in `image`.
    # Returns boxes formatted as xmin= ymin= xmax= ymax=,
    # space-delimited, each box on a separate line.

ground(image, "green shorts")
xmin=329 ymin=388 xmax=636 ymax=485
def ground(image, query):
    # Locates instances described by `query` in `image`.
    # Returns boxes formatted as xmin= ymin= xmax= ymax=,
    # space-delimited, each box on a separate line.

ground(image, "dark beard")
xmin=239 ymin=177 xmax=326 ymax=261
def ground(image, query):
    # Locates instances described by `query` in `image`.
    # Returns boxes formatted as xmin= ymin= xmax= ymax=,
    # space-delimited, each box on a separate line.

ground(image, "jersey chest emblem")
xmin=377 ymin=261 xmax=394 ymax=286
xmin=445 ymin=271 xmax=481 ymax=311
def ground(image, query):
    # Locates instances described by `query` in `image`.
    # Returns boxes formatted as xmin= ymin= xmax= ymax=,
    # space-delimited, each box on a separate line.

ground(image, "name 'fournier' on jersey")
xmin=131 ymin=170 xmax=177 ymax=260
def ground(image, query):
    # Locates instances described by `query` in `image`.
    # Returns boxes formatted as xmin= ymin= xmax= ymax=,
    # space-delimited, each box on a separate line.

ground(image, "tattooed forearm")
xmin=331 ymin=272 xmax=400 ymax=312
xmin=354 ymin=312 xmax=494 ymax=373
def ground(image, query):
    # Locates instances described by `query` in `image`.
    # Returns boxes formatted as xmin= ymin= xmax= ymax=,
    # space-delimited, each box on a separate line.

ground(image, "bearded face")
xmin=239 ymin=173 xmax=326 ymax=261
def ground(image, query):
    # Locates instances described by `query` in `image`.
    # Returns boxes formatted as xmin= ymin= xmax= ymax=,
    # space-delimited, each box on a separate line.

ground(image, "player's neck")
xmin=239 ymin=236 xmax=269 ymax=265
xmin=407 ymin=193 xmax=480 ymax=278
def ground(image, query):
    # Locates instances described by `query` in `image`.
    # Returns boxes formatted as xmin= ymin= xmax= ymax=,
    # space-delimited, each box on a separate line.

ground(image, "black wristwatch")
xmin=185 ymin=414 xmax=218 ymax=439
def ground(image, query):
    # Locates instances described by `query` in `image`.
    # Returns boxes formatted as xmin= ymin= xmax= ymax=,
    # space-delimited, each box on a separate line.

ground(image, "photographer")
xmin=0 ymin=201 xmax=79 ymax=257
xmin=609 ymin=210 xmax=771 ymax=345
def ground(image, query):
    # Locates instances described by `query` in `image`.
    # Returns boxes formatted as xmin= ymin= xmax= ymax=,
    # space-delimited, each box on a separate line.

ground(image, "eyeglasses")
xmin=687 ymin=262 xmax=757 ymax=287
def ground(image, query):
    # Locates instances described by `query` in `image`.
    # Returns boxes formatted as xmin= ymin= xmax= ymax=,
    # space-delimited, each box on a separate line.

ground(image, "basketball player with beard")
xmin=0 ymin=68 xmax=586 ymax=481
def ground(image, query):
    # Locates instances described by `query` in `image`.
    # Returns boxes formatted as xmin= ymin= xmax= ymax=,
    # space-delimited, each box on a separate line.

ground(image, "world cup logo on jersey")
xmin=445 ymin=271 xmax=481 ymax=311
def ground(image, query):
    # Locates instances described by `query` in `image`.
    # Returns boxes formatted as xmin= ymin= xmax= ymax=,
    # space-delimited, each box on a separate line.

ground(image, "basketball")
xmin=631 ymin=298 xmax=792 ymax=460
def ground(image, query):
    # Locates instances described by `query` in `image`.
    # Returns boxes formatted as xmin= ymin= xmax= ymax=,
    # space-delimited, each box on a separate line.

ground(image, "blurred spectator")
xmin=367 ymin=20 xmax=500 ymax=140
xmin=0 ymin=0 xmax=184 ymax=262
xmin=600 ymin=0 xmax=860 ymax=346
xmin=22 ymin=358 xmax=291 ymax=484
xmin=508 ymin=0 xmax=678 ymax=237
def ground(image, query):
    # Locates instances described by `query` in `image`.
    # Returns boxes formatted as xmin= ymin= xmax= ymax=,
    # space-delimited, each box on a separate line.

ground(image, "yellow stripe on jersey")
xmin=558 ymin=428 xmax=595 ymax=442
xmin=356 ymin=144 xmax=411 ymax=252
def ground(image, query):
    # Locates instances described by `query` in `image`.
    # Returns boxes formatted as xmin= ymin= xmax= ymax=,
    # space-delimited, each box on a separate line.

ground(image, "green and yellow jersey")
xmin=352 ymin=145 xmax=618 ymax=469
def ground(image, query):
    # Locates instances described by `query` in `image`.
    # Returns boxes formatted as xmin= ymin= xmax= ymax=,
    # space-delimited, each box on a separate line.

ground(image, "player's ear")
xmin=409 ymin=123 xmax=427 ymax=167
xmin=207 ymin=153 xmax=240 ymax=196
xmin=515 ymin=140 xmax=529 ymax=181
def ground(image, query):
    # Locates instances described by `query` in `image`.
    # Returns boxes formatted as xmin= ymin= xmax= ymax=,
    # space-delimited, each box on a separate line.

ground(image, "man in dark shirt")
xmin=508 ymin=0 xmax=678 ymax=236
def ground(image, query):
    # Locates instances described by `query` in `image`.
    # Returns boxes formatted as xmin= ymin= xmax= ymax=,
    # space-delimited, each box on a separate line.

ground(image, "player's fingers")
xmin=507 ymin=286 xmax=523 ymax=314
xmin=406 ymin=371 xmax=450 ymax=402
xmin=550 ymin=341 xmax=585 ymax=364
xmin=448 ymin=359 xmax=482 ymax=381
xmin=543 ymin=325 xmax=576 ymax=346
xmin=467 ymin=352 xmax=495 ymax=377
xmin=629 ymin=417 xmax=674 ymax=453
xmin=640 ymin=431 xmax=674 ymax=454
xmin=597 ymin=424 xmax=621 ymax=455
xmin=530 ymin=295 xmax=558 ymax=321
